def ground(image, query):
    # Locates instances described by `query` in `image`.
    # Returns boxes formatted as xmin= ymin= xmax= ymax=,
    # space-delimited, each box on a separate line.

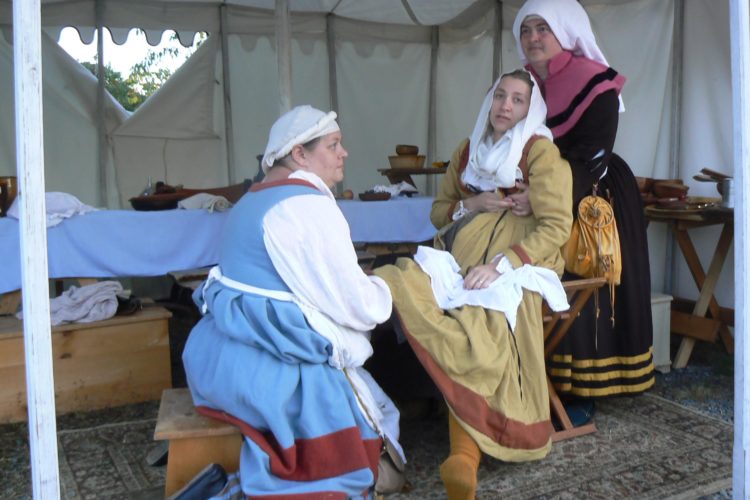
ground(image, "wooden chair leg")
xmin=547 ymin=377 xmax=596 ymax=442
xmin=543 ymin=277 xmax=606 ymax=442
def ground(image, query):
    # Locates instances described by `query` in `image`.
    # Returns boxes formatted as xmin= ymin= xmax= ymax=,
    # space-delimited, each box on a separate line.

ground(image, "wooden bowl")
xmin=652 ymin=181 xmax=689 ymax=199
xmin=359 ymin=192 xmax=391 ymax=201
xmin=129 ymin=194 xmax=181 ymax=211
xmin=635 ymin=176 xmax=654 ymax=194
xmin=395 ymin=144 xmax=419 ymax=156
xmin=388 ymin=155 xmax=425 ymax=169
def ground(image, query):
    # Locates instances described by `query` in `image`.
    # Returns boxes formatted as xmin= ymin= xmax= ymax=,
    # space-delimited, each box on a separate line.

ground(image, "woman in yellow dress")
xmin=375 ymin=69 xmax=572 ymax=499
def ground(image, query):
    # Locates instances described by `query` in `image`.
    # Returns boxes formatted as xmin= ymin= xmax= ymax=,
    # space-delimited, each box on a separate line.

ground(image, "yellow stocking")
xmin=439 ymin=412 xmax=481 ymax=500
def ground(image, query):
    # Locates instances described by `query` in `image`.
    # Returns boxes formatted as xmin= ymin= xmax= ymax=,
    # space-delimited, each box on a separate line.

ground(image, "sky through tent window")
xmin=57 ymin=27 xmax=204 ymax=110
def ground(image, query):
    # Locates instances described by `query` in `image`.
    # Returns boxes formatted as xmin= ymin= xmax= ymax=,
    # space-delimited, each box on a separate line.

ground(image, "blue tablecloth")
xmin=0 ymin=196 xmax=435 ymax=294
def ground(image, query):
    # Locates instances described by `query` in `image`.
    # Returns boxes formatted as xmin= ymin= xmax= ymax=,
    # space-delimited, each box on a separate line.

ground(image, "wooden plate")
xmin=646 ymin=196 xmax=721 ymax=215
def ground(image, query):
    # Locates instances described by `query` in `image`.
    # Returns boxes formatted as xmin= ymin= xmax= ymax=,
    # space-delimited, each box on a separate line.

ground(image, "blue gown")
xmin=182 ymin=180 xmax=381 ymax=499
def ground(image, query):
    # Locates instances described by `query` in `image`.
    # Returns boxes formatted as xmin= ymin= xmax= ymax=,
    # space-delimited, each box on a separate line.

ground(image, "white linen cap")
xmin=261 ymin=105 xmax=340 ymax=172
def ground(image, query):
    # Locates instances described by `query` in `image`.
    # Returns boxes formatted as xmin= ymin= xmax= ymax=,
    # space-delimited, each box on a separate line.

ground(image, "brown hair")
xmin=273 ymin=136 xmax=322 ymax=168
xmin=500 ymin=69 xmax=534 ymax=90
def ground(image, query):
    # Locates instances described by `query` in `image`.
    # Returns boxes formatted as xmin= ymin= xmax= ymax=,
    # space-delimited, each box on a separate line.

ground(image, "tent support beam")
xmin=13 ymin=0 xmax=60 ymax=497
xmin=220 ymin=5 xmax=236 ymax=183
xmin=426 ymin=26 xmax=438 ymax=196
xmin=664 ymin=0 xmax=684 ymax=295
xmin=326 ymin=14 xmax=342 ymax=195
xmin=493 ymin=0 xmax=503 ymax=82
xmin=275 ymin=0 xmax=292 ymax=113
xmin=96 ymin=0 xmax=107 ymax=206
xmin=730 ymin=0 xmax=750 ymax=495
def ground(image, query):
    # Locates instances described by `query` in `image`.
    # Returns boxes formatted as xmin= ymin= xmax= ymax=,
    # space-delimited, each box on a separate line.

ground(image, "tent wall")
xmin=0 ymin=31 xmax=127 ymax=207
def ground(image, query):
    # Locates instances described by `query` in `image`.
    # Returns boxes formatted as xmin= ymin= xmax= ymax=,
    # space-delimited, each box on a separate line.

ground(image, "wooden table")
xmin=377 ymin=166 xmax=447 ymax=187
xmin=645 ymin=205 xmax=734 ymax=368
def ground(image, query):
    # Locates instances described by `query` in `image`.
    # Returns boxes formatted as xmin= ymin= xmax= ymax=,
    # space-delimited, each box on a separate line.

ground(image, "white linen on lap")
xmin=414 ymin=246 xmax=569 ymax=330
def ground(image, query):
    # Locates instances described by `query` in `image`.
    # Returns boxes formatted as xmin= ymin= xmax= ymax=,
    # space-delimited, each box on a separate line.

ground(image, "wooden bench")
xmin=154 ymin=388 xmax=242 ymax=497
xmin=0 ymin=305 xmax=173 ymax=423
xmin=543 ymin=277 xmax=606 ymax=442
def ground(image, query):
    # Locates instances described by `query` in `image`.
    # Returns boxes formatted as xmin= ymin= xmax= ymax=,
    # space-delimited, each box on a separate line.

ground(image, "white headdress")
xmin=512 ymin=0 xmax=625 ymax=111
xmin=261 ymin=105 xmax=340 ymax=173
xmin=462 ymin=71 xmax=552 ymax=191
xmin=513 ymin=0 xmax=608 ymax=68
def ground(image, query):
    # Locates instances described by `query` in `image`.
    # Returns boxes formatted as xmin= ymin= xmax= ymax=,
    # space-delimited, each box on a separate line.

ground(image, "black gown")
xmin=548 ymin=89 xmax=655 ymax=397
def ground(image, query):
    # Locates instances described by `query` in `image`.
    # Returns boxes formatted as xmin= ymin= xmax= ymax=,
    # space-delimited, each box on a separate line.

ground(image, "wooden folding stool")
xmin=542 ymin=277 xmax=606 ymax=442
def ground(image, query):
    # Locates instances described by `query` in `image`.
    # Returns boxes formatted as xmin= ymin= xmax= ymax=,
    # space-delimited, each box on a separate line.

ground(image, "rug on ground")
xmin=52 ymin=393 xmax=730 ymax=499
xmin=390 ymin=393 xmax=732 ymax=499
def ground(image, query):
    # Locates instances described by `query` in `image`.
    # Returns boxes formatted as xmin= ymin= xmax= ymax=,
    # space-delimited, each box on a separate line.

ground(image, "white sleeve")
xmin=263 ymin=193 xmax=392 ymax=332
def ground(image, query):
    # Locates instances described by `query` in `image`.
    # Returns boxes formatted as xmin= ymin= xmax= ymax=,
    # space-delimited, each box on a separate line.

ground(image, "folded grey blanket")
xmin=17 ymin=281 xmax=123 ymax=326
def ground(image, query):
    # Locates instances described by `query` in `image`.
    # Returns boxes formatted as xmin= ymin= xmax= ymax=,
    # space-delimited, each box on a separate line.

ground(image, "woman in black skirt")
xmin=509 ymin=0 xmax=654 ymax=404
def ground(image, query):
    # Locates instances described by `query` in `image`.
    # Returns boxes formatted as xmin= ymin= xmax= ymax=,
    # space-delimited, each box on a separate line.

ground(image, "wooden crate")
xmin=0 ymin=306 xmax=173 ymax=423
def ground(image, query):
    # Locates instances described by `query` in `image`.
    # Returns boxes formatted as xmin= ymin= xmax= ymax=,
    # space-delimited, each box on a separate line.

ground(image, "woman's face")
xmin=519 ymin=16 xmax=564 ymax=68
xmin=489 ymin=76 xmax=531 ymax=141
xmin=299 ymin=131 xmax=348 ymax=188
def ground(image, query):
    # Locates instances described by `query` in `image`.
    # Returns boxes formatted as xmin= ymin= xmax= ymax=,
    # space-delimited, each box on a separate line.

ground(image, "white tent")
xmin=2 ymin=0 xmax=749 ymax=497
xmin=0 ymin=0 xmax=736 ymax=305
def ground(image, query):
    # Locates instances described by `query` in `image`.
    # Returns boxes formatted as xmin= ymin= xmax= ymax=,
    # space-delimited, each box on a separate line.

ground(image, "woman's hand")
xmin=464 ymin=264 xmax=501 ymax=290
xmin=463 ymin=191 xmax=507 ymax=213
xmin=504 ymin=181 xmax=533 ymax=217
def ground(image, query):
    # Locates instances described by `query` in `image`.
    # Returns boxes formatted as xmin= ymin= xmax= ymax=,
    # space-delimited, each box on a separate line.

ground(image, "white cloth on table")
xmin=17 ymin=280 xmax=123 ymax=326
xmin=370 ymin=181 xmax=419 ymax=197
xmin=7 ymin=192 xmax=97 ymax=227
xmin=177 ymin=193 xmax=232 ymax=212
xmin=414 ymin=246 xmax=568 ymax=331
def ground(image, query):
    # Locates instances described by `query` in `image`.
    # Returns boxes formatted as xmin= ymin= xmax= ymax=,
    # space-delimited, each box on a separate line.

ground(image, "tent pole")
xmin=427 ymin=26 xmax=438 ymax=196
xmin=13 ymin=0 xmax=60 ymax=497
xmin=96 ymin=0 xmax=107 ymax=206
xmin=664 ymin=0 xmax=684 ymax=295
xmin=326 ymin=14 xmax=339 ymax=115
xmin=493 ymin=0 xmax=503 ymax=82
xmin=326 ymin=14 xmax=342 ymax=195
xmin=220 ymin=5 xmax=236 ymax=184
xmin=275 ymin=0 xmax=292 ymax=113
xmin=730 ymin=0 xmax=750 ymax=495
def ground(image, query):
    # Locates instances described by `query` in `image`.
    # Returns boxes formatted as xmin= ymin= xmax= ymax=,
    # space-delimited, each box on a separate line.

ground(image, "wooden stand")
xmin=645 ymin=206 xmax=734 ymax=368
xmin=154 ymin=388 xmax=242 ymax=497
xmin=0 ymin=306 xmax=172 ymax=423
xmin=377 ymin=167 xmax=447 ymax=187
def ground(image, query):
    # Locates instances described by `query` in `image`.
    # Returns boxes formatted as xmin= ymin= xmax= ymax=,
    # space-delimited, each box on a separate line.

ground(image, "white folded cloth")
xmin=414 ymin=246 xmax=569 ymax=331
xmin=7 ymin=192 xmax=98 ymax=227
xmin=371 ymin=181 xmax=419 ymax=197
xmin=16 ymin=280 xmax=123 ymax=326
xmin=177 ymin=193 xmax=232 ymax=212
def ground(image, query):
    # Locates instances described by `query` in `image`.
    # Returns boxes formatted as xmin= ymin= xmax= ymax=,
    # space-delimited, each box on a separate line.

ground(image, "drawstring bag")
xmin=563 ymin=185 xmax=621 ymax=327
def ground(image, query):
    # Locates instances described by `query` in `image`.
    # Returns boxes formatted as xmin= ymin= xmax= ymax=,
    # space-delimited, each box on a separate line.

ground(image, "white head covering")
xmin=261 ymin=105 xmax=340 ymax=173
xmin=512 ymin=0 xmax=625 ymax=111
xmin=513 ymin=0 xmax=608 ymax=68
xmin=462 ymin=71 xmax=552 ymax=191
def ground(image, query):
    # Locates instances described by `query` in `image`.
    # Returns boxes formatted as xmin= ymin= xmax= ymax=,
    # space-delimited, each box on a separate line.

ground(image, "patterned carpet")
xmin=14 ymin=392 xmax=726 ymax=499
xmin=392 ymin=393 xmax=732 ymax=499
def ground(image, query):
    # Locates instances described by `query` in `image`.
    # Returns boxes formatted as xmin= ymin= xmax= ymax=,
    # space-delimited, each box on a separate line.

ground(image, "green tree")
xmin=81 ymin=31 xmax=205 ymax=111
xmin=80 ymin=62 xmax=146 ymax=111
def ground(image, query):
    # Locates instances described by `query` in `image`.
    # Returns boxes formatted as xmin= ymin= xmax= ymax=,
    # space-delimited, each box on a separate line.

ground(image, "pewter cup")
xmin=720 ymin=178 xmax=734 ymax=209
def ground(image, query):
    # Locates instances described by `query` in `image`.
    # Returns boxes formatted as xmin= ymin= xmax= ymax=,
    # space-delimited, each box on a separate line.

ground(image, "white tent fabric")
xmin=0 ymin=30 xmax=128 ymax=207
xmin=0 ymin=0 xmax=737 ymax=306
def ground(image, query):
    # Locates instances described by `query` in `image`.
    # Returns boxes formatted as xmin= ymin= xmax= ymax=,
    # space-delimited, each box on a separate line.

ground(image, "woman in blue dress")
xmin=182 ymin=105 xmax=404 ymax=499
